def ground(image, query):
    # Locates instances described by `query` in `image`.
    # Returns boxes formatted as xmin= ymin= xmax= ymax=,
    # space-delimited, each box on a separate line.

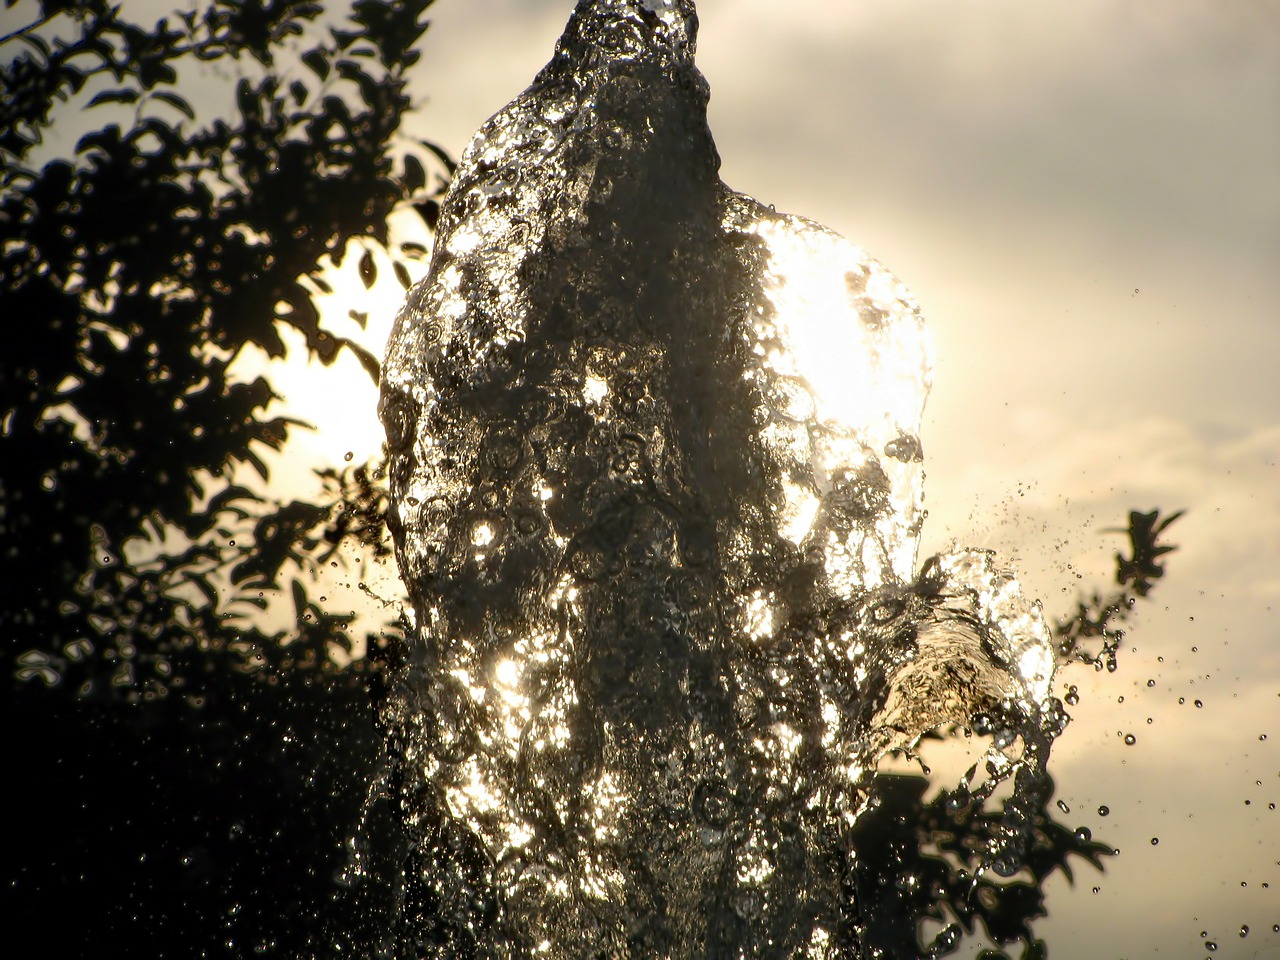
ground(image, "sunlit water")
xmin=375 ymin=1 xmax=1063 ymax=955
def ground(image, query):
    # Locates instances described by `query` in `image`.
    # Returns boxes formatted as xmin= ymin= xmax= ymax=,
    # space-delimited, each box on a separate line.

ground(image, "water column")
xmin=379 ymin=1 xmax=1059 ymax=955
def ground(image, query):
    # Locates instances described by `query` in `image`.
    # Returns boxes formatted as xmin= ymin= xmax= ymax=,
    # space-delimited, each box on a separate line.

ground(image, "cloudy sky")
xmin=263 ymin=1 xmax=1278 ymax=955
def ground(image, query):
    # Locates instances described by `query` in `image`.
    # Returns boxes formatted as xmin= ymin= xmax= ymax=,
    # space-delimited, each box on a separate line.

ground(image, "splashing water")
xmin=377 ymin=1 xmax=1062 ymax=955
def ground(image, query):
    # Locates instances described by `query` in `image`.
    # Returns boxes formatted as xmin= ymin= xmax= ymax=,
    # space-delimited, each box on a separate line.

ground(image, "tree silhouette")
xmin=3 ymin=1 xmax=444 ymax=955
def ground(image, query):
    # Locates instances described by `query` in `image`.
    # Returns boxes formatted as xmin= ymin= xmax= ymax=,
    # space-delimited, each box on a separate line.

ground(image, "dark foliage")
xmin=3 ymin=0 xmax=443 ymax=955
xmin=1 ymin=0 xmax=446 ymax=697
xmin=850 ymin=773 xmax=1111 ymax=960
xmin=1054 ymin=508 xmax=1182 ymax=674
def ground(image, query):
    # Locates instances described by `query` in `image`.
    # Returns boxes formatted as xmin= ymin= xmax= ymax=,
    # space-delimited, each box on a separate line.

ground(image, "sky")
xmin=256 ymin=0 xmax=1280 ymax=955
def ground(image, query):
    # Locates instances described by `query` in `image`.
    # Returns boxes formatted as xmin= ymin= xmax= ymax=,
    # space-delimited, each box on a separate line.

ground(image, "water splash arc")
xmin=378 ymin=1 xmax=1059 ymax=954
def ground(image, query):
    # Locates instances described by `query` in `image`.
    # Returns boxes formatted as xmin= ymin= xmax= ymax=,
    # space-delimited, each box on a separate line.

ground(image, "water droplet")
xmin=1075 ymin=826 xmax=1092 ymax=842
xmin=1097 ymin=805 xmax=1110 ymax=816
xmin=1056 ymin=799 xmax=1070 ymax=814
xmin=344 ymin=451 xmax=354 ymax=461
xmin=1150 ymin=837 xmax=1158 ymax=846
xmin=1239 ymin=926 xmax=1248 ymax=938
xmin=1205 ymin=940 xmax=1217 ymax=951
xmin=1194 ymin=700 xmax=1203 ymax=708
xmin=1124 ymin=734 xmax=1136 ymax=745
xmin=1147 ymin=679 xmax=1156 ymax=687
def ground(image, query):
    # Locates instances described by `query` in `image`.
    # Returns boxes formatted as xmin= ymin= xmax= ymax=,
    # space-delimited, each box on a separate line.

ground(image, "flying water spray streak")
xmin=379 ymin=1 xmax=1062 ymax=954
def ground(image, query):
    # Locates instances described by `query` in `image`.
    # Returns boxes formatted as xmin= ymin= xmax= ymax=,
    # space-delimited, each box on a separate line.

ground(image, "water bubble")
xmin=1056 ymin=799 xmax=1070 ymax=814
xmin=1097 ymin=805 xmax=1110 ymax=816
xmin=344 ymin=450 xmax=354 ymax=462
xmin=383 ymin=394 xmax=417 ymax=451
xmin=1147 ymin=679 xmax=1156 ymax=687
xmin=1239 ymin=926 xmax=1248 ymax=938
xmin=1150 ymin=837 xmax=1158 ymax=845
xmin=1194 ymin=700 xmax=1203 ymax=708
xmin=1124 ymin=734 xmax=1136 ymax=745
xmin=1074 ymin=826 xmax=1092 ymax=842
xmin=1205 ymin=940 xmax=1217 ymax=951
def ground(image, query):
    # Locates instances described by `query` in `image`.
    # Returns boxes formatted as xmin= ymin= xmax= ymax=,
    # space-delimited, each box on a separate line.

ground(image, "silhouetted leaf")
xmin=1113 ymin=508 xmax=1183 ymax=596
xmin=88 ymin=88 xmax=140 ymax=107
xmin=348 ymin=309 xmax=368 ymax=328
xmin=420 ymin=137 xmax=456 ymax=175
xmin=150 ymin=90 xmax=194 ymax=118
xmin=357 ymin=248 xmax=376 ymax=288
xmin=393 ymin=260 xmax=411 ymax=290
xmin=300 ymin=47 xmax=329 ymax=79
xmin=333 ymin=336 xmax=381 ymax=385
xmin=402 ymin=153 xmax=425 ymax=194
xmin=413 ymin=198 xmax=440 ymax=230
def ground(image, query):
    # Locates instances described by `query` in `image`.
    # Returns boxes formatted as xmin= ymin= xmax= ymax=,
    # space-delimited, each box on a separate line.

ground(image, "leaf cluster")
xmin=1052 ymin=508 xmax=1183 ymax=672
xmin=2 ymin=0 xmax=448 ymax=699
xmin=848 ymin=773 xmax=1112 ymax=960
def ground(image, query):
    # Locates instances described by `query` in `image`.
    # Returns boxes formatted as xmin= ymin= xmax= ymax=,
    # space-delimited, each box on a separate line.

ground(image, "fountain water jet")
xmin=378 ymin=1 xmax=1062 ymax=954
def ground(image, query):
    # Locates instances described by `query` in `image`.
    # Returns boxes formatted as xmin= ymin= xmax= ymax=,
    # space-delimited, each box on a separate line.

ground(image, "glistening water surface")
xmin=373 ymin=2 xmax=1067 ymax=956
